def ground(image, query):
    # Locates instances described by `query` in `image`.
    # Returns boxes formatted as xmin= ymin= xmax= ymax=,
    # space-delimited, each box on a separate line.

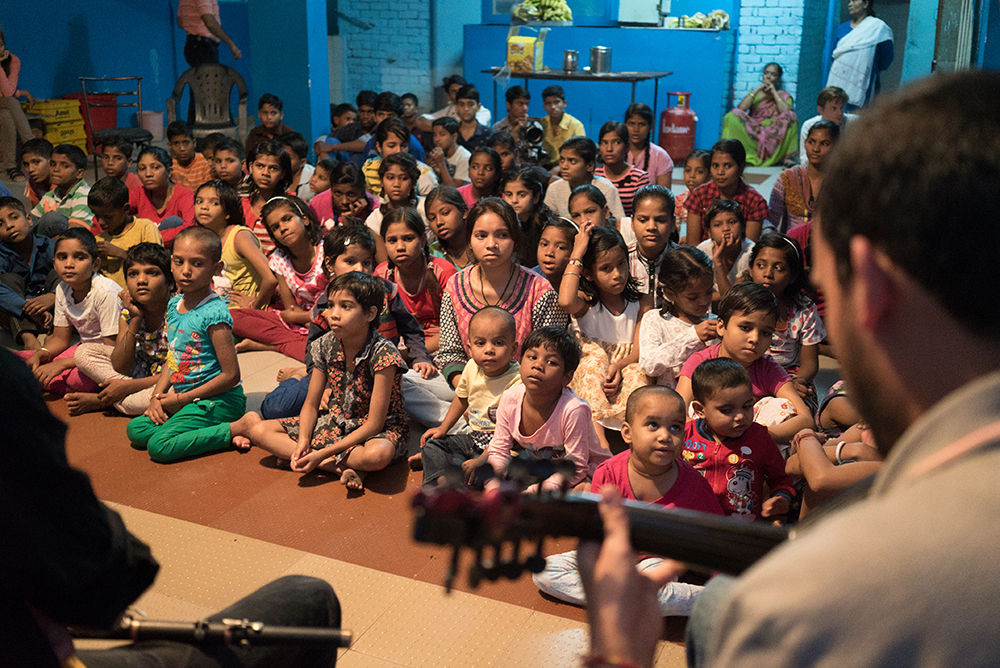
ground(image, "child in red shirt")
xmin=684 ymin=357 xmax=795 ymax=523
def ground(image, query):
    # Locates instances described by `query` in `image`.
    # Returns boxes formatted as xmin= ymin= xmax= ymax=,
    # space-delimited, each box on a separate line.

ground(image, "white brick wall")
xmin=732 ymin=0 xmax=807 ymax=106
xmin=337 ymin=0 xmax=434 ymax=107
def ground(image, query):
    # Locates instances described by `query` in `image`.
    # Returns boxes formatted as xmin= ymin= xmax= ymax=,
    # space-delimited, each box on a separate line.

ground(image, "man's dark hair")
xmin=374 ymin=92 xmax=403 ymax=117
xmin=456 ymin=85 xmax=480 ymax=104
xmin=332 ymin=103 xmax=356 ymax=120
xmin=258 ymin=93 xmax=283 ymax=111
xmin=432 ymin=116 xmax=459 ymax=135
xmin=818 ymin=72 xmax=1000 ymax=337
xmin=402 ymin=93 xmax=418 ymax=106
xmin=326 ymin=271 xmax=385 ymax=330
xmin=356 ymin=90 xmax=377 ymax=109
xmin=278 ymin=131 xmax=309 ymax=160
xmin=717 ymin=281 xmax=779 ymax=324
xmin=88 ymin=177 xmax=130 ymax=210
xmin=166 ymin=120 xmax=193 ymax=141
xmin=52 ymin=144 xmax=88 ymax=171
xmin=541 ymin=85 xmax=565 ymax=101
xmin=506 ymin=86 xmax=530 ymax=104
xmin=521 ymin=326 xmax=582 ymax=374
xmin=443 ymin=74 xmax=467 ymax=89
xmin=691 ymin=357 xmax=752 ymax=404
xmin=98 ymin=135 xmax=134 ymax=159
xmin=19 ymin=137 xmax=53 ymax=161
xmin=123 ymin=242 xmax=174 ymax=291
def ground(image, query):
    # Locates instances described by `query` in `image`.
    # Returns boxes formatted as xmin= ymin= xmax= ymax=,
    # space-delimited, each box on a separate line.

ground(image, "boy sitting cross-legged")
xmin=533 ymin=385 xmax=723 ymax=614
xmin=31 ymin=144 xmax=94 ymax=236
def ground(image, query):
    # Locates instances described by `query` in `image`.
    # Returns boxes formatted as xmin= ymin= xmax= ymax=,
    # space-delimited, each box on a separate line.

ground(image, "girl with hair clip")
xmin=309 ymin=161 xmax=379 ymax=230
xmin=131 ymin=146 xmax=196 ymax=247
xmin=534 ymin=216 xmax=578 ymax=290
xmin=365 ymin=152 xmax=426 ymax=264
xmin=559 ymin=222 xmax=652 ymax=448
xmin=241 ymin=139 xmax=294 ymax=255
xmin=595 ymin=121 xmax=649 ymax=218
xmin=231 ymin=195 xmax=326 ymax=361
xmin=623 ymin=103 xmax=674 ymax=188
xmin=684 ymin=139 xmax=769 ymax=245
xmin=375 ymin=207 xmax=456 ymax=354
xmin=457 ymin=146 xmax=502 ymax=208
xmin=194 ymin=179 xmax=278 ymax=310
xmin=500 ymin=166 xmax=556 ymax=266
xmin=696 ymin=198 xmax=755 ymax=302
xmin=424 ymin=185 xmax=471 ymax=269
xmin=746 ymin=230 xmax=825 ymax=412
xmin=437 ymin=198 xmax=569 ymax=390
xmin=638 ymin=246 xmax=718 ymax=388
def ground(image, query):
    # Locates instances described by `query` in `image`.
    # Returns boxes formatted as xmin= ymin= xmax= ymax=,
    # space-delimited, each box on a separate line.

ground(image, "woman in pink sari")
xmin=722 ymin=63 xmax=798 ymax=167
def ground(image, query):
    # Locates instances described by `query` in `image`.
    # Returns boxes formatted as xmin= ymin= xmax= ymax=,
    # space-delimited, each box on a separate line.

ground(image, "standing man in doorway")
xmin=178 ymin=0 xmax=243 ymax=67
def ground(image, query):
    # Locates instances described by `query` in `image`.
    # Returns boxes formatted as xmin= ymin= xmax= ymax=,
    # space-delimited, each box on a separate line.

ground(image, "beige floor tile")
xmin=280 ymin=553 xmax=413 ymax=640
xmin=237 ymin=350 xmax=299 ymax=413
xmin=351 ymin=580 xmax=530 ymax=668
xmin=111 ymin=503 xmax=307 ymax=610
xmin=493 ymin=611 xmax=590 ymax=668
xmin=238 ymin=350 xmax=297 ymax=377
xmin=655 ymin=640 xmax=688 ymax=668
xmin=337 ymin=650 xmax=411 ymax=668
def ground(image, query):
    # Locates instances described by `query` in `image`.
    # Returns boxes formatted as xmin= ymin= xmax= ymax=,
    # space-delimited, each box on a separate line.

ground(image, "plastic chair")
xmin=79 ymin=76 xmax=154 ymax=179
xmin=166 ymin=64 xmax=248 ymax=144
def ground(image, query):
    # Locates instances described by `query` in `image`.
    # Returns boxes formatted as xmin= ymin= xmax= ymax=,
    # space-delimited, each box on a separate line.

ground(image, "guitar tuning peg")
xmin=525 ymin=536 xmax=547 ymax=574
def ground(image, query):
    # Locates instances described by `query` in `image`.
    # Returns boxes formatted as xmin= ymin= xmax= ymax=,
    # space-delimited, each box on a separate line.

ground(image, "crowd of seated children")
xmin=697 ymin=199 xmax=754 ymax=302
xmin=167 ymin=121 xmax=212 ymax=191
xmin=194 ymin=179 xmax=275 ymax=310
xmin=321 ymin=90 xmax=377 ymax=165
xmin=455 ymin=85 xmax=493 ymax=152
xmin=500 ymin=166 xmax=555 ymax=267
xmin=560 ymin=223 xmax=651 ymax=449
xmin=533 ymin=385 xmax=722 ymax=613
xmin=90 ymin=177 xmax=162 ymax=289
xmin=231 ymin=195 xmax=325 ymax=361
xmin=359 ymin=92 xmax=426 ymax=164
xmin=534 ymin=216 xmax=576 ymax=290
xmin=426 ymin=117 xmax=470 ymax=188
xmin=362 ymin=117 xmax=437 ymax=199
xmin=19 ymin=138 xmax=52 ymax=208
xmin=130 ymin=146 xmax=195 ymax=247
xmin=66 ymin=242 xmax=171 ymax=417
xmin=0 ymin=196 xmax=55 ymax=350
xmin=31 ymin=143 xmax=93 ymax=236
xmin=98 ymin=135 xmax=143 ymax=195
xmin=539 ymin=85 xmax=585 ymax=170
xmin=415 ymin=74 xmax=492 ymax=135
xmin=246 ymin=93 xmax=295 ymax=157
xmin=314 ymin=101 xmax=359 ymax=161
xmin=684 ymin=139 xmax=769 ymax=245
xmin=309 ymin=161 xmax=378 ymax=230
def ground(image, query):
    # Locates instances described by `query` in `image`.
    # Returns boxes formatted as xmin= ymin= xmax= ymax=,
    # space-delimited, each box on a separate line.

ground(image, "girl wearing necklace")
xmin=375 ymin=207 xmax=456 ymax=354
xmin=437 ymin=198 xmax=569 ymax=389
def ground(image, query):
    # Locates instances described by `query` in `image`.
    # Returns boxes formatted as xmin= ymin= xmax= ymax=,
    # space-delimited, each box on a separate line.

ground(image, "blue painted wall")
xmin=463 ymin=25 xmax=736 ymax=151
xmin=1 ymin=0 xmax=253 ymax=130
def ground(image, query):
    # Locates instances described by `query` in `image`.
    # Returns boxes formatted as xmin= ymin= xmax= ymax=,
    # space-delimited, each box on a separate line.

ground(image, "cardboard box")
xmin=506 ymin=26 xmax=549 ymax=73
xmin=22 ymin=98 xmax=83 ymax=121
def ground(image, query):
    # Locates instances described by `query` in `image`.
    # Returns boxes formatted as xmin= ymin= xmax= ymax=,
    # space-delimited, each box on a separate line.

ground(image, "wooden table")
xmin=482 ymin=68 xmax=673 ymax=120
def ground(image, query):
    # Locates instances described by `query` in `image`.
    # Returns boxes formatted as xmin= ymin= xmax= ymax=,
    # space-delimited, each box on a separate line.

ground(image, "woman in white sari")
xmin=827 ymin=0 xmax=894 ymax=109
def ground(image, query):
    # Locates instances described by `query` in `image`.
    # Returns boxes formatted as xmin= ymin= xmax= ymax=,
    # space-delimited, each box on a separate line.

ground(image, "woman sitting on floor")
xmin=722 ymin=62 xmax=798 ymax=167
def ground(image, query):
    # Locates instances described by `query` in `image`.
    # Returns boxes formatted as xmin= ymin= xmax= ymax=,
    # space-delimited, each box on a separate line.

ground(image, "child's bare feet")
xmin=229 ymin=412 xmax=262 ymax=452
xmin=407 ymin=452 xmax=423 ymax=470
xmin=65 ymin=392 xmax=108 ymax=416
xmin=340 ymin=468 xmax=366 ymax=490
xmin=276 ymin=366 xmax=307 ymax=383
xmin=235 ymin=339 xmax=275 ymax=353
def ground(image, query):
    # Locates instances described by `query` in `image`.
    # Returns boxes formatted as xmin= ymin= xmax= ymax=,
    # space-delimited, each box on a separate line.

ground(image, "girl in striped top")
xmin=595 ymin=121 xmax=649 ymax=218
xmin=240 ymin=139 xmax=293 ymax=256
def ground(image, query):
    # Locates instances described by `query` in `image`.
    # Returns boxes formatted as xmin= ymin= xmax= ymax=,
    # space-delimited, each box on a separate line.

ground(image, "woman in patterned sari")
xmin=722 ymin=63 xmax=798 ymax=167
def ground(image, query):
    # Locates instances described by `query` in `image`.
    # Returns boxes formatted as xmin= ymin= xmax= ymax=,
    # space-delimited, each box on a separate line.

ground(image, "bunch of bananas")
xmin=519 ymin=0 xmax=573 ymax=22
xmin=667 ymin=9 xmax=730 ymax=29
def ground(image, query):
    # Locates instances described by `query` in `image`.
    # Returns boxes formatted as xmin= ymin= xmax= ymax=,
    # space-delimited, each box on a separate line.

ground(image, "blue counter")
xmin=463 ymin=24 xmax=735 ymax=152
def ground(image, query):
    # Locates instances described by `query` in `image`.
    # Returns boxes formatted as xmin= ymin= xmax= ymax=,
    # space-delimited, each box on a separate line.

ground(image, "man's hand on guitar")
xmin=578 ymin=486 xmax=685 ymax=668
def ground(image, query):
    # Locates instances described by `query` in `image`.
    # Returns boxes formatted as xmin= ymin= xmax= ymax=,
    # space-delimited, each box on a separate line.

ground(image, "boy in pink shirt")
xmin=683 ymin=357 xmax=795 ymax=523
xmin=487 ymin=326 xmax=610 ymax=492
xmin=533 ymin=385 xmax=723 ymax=615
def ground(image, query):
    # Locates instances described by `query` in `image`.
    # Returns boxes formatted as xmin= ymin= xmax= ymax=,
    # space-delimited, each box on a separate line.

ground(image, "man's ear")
xmin=691 ymin=400 xmax=706 ymax=418
xmin=849 ymin=235 xmax=893 ymax=332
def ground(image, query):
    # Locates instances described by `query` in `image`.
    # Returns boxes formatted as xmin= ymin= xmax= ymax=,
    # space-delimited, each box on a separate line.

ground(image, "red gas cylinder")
xmin=659 ymin=92 xmax=698 ymax=163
